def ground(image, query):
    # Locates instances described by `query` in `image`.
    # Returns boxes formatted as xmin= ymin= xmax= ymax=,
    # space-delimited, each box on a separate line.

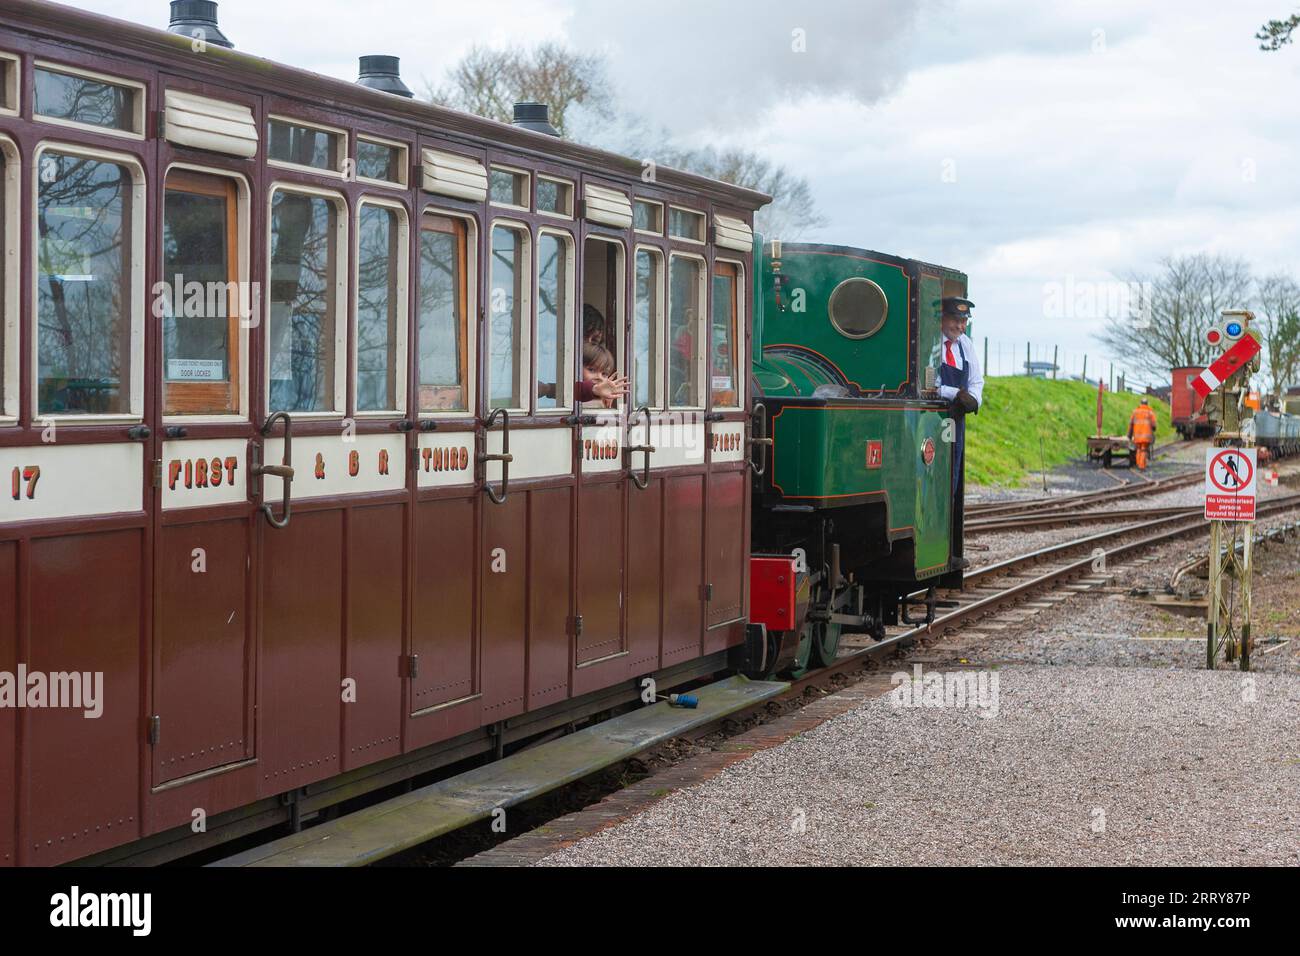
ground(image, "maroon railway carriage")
xmin=0 ymin=0 xmax=767 ymax=865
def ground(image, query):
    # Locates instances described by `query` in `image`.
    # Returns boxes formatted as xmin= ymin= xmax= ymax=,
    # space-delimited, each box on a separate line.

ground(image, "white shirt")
xmin=937 ymin=333 xmax=984 ymax=407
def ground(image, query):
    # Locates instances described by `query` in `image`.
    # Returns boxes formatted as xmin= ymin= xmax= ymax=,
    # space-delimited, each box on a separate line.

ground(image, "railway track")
xmin=964 ymin=469 xmax=1202 ymax=519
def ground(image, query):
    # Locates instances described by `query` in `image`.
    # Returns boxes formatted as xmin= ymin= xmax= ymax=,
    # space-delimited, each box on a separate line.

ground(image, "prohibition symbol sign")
xmin=1204 ymin=448 xmax=1256 ymax=521
xmin=1208 ymin=449 xmax=1253 ymax=492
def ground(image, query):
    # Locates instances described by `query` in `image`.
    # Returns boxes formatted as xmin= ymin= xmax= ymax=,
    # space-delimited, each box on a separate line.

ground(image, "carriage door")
xmin=573 ymin=234 xmax=627 ymax=693
xmin=704 ymin=251 xmax=751 ymax=654
xmin=149 ymin=84 xmax=259 ymax=786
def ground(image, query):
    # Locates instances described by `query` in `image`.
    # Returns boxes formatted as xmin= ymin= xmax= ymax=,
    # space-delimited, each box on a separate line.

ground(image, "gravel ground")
xmin=537 ymin=665 xmax=1300 ymax=866
xmin=953 ymin=508 xmax=1300 ymax=675
xmin=967 ymin=521 xmax=1138 ymax=569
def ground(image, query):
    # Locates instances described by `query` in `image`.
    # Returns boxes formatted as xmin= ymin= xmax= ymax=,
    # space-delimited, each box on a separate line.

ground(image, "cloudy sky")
xmin=91 ymin=0 xmax=1300 ymax=385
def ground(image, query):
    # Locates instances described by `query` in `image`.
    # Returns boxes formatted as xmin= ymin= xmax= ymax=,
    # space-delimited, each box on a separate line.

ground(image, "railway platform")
xmin=212 ymin=675 xmax=787 ymax=867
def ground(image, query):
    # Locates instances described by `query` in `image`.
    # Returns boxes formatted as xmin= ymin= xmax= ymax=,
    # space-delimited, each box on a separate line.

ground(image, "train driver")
xmin=938 ymin=296 xmax=984 ymax=482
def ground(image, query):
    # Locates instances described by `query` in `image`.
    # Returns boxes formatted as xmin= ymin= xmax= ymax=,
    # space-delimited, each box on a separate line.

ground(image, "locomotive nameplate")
xmin=416 ymin=433 xmax=475 ymax=488
xmin=581 ymin=418 xmax=623 ymax=474
xmin=263 ymin=434 xmax=406 ymax=501
xmin=710 ymin=423 xmax=746 ymax=463
xmin=3 ymin=442 xmax=142 ymax=522
xmin=162 ymin=439 xmax=249 ymax=510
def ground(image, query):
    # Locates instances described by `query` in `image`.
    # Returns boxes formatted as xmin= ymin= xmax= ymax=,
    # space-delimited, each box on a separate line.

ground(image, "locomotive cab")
xmin=745 ymin=240 xmax=969 ymax=675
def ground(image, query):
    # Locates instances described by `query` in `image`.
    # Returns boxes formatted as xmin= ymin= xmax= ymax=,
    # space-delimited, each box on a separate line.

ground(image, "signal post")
xmin=1194 ymin=310 xmax=1262 ymax=670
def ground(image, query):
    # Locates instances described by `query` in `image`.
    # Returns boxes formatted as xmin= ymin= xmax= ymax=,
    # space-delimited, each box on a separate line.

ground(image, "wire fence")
xmin=978 ymin=338 xmax=1157 ymax=393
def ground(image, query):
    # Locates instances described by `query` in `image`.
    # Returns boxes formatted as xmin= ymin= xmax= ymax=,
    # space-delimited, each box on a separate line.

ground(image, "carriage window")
xmin=633 ymin=248 xmax=664 ymax=409
xmin=357 ymin=138 xmax=406 ymax=186
xmin=36 ymin=151 xmax=137 ymax=416
xmin=536 ymin=232 xmax=572 ymax=411
xmin=581 ymin=238 xmax=624 ymax=408
xmin=34 ymin=66 xmax=140 ymax=134
xmin=268 ymin=190 xmax=343 ymax=413
xmin=711 ymin=262 xmax=740 ymax=408
xmin=162 ymin=171 xmax=241 ymax=416
xmin=0 ymin=56 xmax=16 ymax=114
xmin=268 ymin=119 xmax=342 ymax=173
xmin=536 ymin=177 xmax=573 ymax=217
xmin=488 ymin=224 xmax=529 ymax=409
xmin=418 ymin=215 xmax=470 ymax=413
xmin=490 ymin=168 xmax=529 ymax=208
xmin=668 ymin=256 xmax=703 ymax=408
xmin=668 ymin=207 xmax=705 ymax=243
xmin=356 ymin=203 xmax=405 ymax=413
xmin=634 ymin=200 xmax=663 ymax=234
xmin=0 ymin=148 xmax=10 ymax=416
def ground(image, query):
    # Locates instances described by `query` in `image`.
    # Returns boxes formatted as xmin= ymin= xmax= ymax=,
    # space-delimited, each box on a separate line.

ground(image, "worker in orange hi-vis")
xmin=1128 ymin=398 xmax=1158 ymax=470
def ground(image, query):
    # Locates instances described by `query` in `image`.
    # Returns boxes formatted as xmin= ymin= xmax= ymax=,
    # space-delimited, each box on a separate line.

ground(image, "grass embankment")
xmin=965 ymin=377 xmax=1173 ymax=487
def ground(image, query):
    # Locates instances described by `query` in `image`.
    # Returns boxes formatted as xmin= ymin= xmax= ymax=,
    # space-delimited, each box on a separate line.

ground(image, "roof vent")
xmin=168 ymin=1 xmax=233 ymax=49
xmin=512 ymin=102 xmax=560 ymax=137
xmin=357 ymin=56 xmax=414 ymax=98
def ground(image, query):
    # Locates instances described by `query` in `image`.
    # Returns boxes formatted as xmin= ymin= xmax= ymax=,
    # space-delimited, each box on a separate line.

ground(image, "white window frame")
xmin=667 ymin=251 xmax=708 ymax=411
xmin=0 ymin=52 xmax=19 ymax=118
xmin=418 ymin=208 xmax=478 ymax=421
xmin=353 ymin=197 xmax=410 ymax=418
xmin=161 ymin=163 xmax=253 ymax=425
xmin=634 ymin=199 xmax=664 ymax=236
xmin=488 ymin=165 xmax=530 ymax=212
xmin=712 ymin=257 xmax=745 ymax=410
xmin=534 ymin=227 xmax=576 ymax=415
xmin=264 ymin=183 xmax=349 ymax=419
xmin=632 ymin=244 xmax=666 ymax=412
xmin=32 ymin=61 xmax=146 ymax=140
xmin=583 ymin=235 xmax=627 ymax=411
xmin=355 ymin=134 xmax=409 ymax=190
xmin=536 ymin=175 xmax=574 ymax=220
xmin=30 ymin=142 xmax=146 ymax=423
xmin=667 ymin=205 xmax=706 ymax=244
xmin=0 ymin=136 xmax=17 ymax=422
xmin=487 ymin=219 xmax=532 ymax=414
xmin=266 ymin=115 xmax=347 ymax=179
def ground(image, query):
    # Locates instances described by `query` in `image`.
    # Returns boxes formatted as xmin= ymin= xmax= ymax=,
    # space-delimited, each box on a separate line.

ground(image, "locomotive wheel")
xmin=808 ymin=619 xmax=844 ymax=669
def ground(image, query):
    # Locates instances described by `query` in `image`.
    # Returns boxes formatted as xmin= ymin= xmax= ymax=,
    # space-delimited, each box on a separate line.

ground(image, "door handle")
xmin=252 ymin=411 xmax=294 ymax=529
xmin=478 ymin=407 xmax=513 ymax=505
xmin=748 ymin=402 xmax=774 ymax=477
xmin=625 ymin=405 xmax=656 ymax=490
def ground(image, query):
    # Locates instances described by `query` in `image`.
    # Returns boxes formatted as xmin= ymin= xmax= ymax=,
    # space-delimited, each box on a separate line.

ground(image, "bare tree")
xmin=631 ymin=143 xmax=827 ymax=241
xmin=422 ymin=44 xmax=613 ymax=138
xmin=1097 ymin=254 xmax=1253 ymax=378
xmin=1255 ymin=273 xmax=1300 ymax=395
xmin=422 ymin=46 xmax=825 ymax=239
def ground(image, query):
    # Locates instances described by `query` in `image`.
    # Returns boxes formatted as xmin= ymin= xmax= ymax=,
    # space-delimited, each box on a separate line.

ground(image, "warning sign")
xmin=1205 ymin=447 xmax=1256 ymax=521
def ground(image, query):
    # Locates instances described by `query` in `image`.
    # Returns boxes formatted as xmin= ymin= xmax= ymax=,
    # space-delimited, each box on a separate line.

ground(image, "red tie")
xmin=945 ymin=340 xmax=957 ymax=367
